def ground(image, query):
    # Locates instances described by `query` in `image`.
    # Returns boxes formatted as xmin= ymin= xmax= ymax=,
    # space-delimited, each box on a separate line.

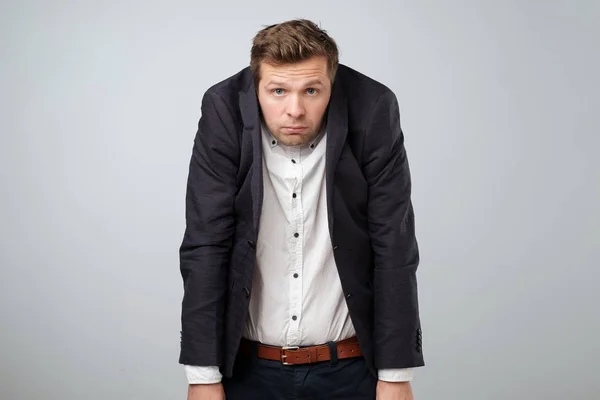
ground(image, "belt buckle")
xmin=280 ymin=345 xmax=300 ymax=365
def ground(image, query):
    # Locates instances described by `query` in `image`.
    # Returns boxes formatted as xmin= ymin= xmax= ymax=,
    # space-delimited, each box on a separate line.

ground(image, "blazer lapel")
xmin=325 ymin=79 xmax=349 ymax=236
xmin=239 ymin=84 xmax=264 ymax=237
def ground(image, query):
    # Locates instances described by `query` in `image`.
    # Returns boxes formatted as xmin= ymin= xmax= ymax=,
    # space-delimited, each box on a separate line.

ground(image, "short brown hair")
xmin=250 ymin=19 xmax=339 ymax=86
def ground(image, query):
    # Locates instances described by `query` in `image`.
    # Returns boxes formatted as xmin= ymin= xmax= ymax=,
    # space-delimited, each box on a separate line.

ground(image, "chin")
xmin=284 ymin=133 xmax=316 ymax=145
xmin=281 ymin=139 xmax=304 ymax=147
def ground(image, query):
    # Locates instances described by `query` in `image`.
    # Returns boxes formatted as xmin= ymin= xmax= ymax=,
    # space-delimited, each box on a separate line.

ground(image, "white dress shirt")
xmin=184 ymin=125 xmax=413 ymax=384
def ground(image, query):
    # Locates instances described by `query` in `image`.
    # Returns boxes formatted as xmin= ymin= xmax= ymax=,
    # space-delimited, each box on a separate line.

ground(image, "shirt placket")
xmin=286 ymin=147 xmax=304 ymax=344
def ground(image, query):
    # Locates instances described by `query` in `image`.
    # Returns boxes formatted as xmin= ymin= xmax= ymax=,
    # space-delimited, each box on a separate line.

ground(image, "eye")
xmin=306 ymin=88 xmax=319 ymax=95
xmin=272 ymin=88 xmax=285 ymax=96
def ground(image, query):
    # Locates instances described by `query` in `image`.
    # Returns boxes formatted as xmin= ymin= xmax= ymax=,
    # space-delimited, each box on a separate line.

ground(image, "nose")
xmin=286 ymin=95 xmax=305 ymax=119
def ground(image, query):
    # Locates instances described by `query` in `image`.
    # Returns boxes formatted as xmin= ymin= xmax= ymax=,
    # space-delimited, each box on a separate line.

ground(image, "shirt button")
xmin=291 ymin=159 xmax=296 ymax=164
xmin=292 ymin=193 xmax=297 ymax=198
xmin=293 ymin=273 xmax=298 ymax=278
xmin=294 ymin=233 xmax=299 ymax=238
xmin=292 ymin=315 xmax=297 ymax=321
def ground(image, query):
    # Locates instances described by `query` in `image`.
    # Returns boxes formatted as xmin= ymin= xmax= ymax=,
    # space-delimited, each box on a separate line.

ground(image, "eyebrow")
xmin=303 ymin=79 xmax=325 ymax=86
xmin=265 ymin=79 xmax=325 ymax=87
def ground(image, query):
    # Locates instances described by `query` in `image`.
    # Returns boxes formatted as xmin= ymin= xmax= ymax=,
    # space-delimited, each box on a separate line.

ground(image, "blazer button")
xmin=346 ymin=293 xmax=352 ymax=299
xmin=247 ymin=240 xmax=255 ymax=249
xmin=243 ymin=287 xmax=250 ymax=298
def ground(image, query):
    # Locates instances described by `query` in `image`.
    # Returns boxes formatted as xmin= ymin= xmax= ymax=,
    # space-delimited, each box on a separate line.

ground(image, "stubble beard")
xmin=270 ymin=121 xmax=324 ymax=147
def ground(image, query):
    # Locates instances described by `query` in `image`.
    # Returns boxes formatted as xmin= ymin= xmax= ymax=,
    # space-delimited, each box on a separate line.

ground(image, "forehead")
xmin=260 ymin=56 xmax=329 ymax=85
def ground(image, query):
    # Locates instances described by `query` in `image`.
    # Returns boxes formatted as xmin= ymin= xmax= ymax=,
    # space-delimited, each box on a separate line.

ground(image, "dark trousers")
xmin=222 ymin=341 xmax=377 ymax=400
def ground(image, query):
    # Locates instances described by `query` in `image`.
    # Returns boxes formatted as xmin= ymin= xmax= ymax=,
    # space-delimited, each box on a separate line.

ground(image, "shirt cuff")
xmin=184 ymin=365 xmax=223 ymax=384
xmin=377 ymin=368 xmax=414 ymax=382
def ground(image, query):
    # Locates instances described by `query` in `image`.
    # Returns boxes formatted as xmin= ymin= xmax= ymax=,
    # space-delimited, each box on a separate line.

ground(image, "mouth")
xmin=282 ymin=126 xmax=308 ymax=133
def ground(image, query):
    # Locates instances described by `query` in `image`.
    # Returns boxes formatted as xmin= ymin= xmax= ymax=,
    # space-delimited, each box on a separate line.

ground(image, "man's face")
xmin=257 ymin=56 xmax=332 ymax=147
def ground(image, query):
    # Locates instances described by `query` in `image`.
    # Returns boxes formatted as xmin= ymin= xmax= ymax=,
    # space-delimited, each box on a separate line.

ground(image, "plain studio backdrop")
xmin=1 ymin=1 xmax=598 ymax=399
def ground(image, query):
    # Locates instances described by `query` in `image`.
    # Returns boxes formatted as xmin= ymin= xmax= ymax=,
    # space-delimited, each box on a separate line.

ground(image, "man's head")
xmin=251 ymin=19 xmax=339 ymax=147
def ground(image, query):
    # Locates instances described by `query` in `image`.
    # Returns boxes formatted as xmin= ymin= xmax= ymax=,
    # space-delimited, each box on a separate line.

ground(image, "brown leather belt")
xmin=240 ymin=336 xmax=363 ymax=365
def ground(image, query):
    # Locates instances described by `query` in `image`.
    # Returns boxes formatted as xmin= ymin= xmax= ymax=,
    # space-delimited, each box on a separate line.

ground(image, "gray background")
xmin=1 ymin=0 xmax=598 ymax=399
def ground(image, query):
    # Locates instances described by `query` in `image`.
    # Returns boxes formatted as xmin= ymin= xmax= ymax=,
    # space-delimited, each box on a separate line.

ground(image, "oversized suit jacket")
xmin=179 ymin=64 xmax=424 ymax=378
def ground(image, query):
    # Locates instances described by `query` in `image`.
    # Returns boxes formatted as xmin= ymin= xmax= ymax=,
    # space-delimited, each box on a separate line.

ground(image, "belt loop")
xmin=327 ymin=341 xmax=338 ymax=367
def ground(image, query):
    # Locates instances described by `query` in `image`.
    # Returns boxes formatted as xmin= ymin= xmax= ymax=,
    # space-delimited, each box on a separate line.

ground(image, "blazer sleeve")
xmin=178 ymin=91 xmax=239 ymax=367
xmin=363 ymin=89 xmax=424 ymax=369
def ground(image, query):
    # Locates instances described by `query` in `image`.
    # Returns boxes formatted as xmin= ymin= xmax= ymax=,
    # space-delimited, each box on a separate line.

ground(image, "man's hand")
xmin=376 ymin=381 xmax=414 ymax=400
xmin=188 ymin=383 xmax=225 ymax=400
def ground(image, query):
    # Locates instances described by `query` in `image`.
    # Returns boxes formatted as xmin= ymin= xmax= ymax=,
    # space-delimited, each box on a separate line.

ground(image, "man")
xmin=179 ymin=19 xmax=424 ymax=400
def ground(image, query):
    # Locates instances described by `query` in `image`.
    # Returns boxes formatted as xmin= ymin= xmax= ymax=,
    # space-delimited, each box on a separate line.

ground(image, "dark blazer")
xmin=179 ymin=64 xmax=424 ymax=378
